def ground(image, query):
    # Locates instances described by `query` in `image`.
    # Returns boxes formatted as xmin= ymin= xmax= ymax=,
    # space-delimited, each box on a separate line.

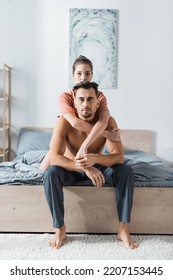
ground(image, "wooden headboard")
xmin=121 ymin=129 xmax=153 ymax=153
xmin=27 ymin=127 xmax=153 ymax=154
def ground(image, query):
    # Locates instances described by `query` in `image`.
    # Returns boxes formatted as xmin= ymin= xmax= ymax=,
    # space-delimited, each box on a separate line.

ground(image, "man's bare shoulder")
xmin=56 ymin=116 xmax=70 ymax=126
xmin=107 ymin=116 xmax=119 ymax=129
xmin=51 ymin=117 xmax=71 ymax=146
xmin=53 ymin=117 xmax=71 ymax=133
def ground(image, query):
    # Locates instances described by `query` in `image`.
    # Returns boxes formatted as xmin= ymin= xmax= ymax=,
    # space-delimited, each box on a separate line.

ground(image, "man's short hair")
xmin=73 ymin=81 xmax=99 ymax=97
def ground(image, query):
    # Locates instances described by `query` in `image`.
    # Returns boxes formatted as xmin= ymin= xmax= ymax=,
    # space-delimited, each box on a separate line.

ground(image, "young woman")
xmin=40 ymin=55 xmax=119 ymax=170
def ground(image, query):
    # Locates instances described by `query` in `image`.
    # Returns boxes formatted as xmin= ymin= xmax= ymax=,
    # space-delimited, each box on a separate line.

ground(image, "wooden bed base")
xmin=0 ymin=129 xmax=173 ymax=234
xmin=0 ymin=185 xmax=172 ymax=234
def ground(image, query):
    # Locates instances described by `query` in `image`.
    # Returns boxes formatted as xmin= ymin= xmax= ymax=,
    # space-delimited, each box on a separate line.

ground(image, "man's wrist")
xmin=83 ymin=167 xmax=89 ymax=174
xmin=95 ymin=154 xmax=101 ymax=164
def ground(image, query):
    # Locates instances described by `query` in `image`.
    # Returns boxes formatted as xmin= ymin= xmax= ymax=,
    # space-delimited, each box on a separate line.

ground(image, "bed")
xmin=0 ymin=128 xmax=173 ymax=234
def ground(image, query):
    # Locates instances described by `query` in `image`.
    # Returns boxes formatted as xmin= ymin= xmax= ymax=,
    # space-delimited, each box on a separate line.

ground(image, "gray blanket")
xmin=132 ymin=162 xmax=173 ymax=187
xmin=1 ymin=150 xmax=173 ymax=187
xmin=0 ymin=151 xmax=45 ymax=185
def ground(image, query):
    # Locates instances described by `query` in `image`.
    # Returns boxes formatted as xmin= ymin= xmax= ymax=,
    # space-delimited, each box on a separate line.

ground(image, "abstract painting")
xmin=69 ymin=9 xmax=118 ymax=89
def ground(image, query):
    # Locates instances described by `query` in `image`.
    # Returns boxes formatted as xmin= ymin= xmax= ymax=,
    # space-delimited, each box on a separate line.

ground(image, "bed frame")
xmin=0 ymin=129 xmax=173 ymax=234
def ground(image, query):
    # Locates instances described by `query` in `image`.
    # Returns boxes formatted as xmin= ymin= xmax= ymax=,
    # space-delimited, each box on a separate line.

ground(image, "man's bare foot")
xmin=117 ymin=223 xmax=139 ymax=249
xmin=49 ymin=225 xmax=67 ymax=249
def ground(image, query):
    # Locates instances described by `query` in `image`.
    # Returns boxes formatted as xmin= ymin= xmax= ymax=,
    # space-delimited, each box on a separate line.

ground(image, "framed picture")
xmin=69 ymin=8 xmax=118 ymax=89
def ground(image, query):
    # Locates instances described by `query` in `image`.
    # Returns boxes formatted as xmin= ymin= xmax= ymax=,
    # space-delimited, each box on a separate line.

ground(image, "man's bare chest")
xmin=66 ymin=128 xmax=105 ymax=154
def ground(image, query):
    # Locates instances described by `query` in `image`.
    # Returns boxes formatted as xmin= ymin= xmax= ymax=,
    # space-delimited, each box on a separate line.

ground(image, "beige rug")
xmin=0 ymin=233 xmax=173 ymax=260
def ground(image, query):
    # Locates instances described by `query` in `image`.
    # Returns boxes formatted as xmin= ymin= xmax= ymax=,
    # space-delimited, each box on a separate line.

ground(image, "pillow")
xmin=17 ymin=128 xmax=52 ymax=156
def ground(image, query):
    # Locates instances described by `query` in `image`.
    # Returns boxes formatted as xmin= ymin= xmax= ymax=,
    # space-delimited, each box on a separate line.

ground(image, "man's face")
xmin=74 ymin=88 xmax=99 ymax=121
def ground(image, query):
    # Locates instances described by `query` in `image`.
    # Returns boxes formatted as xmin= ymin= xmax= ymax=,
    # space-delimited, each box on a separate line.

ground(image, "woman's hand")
xmin=106 ymin=128 xmax=120 ymax=141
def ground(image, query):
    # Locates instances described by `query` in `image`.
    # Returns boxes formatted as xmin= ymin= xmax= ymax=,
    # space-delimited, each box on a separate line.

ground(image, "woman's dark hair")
xmin=72 ymin=55 xmax=93 ymax=74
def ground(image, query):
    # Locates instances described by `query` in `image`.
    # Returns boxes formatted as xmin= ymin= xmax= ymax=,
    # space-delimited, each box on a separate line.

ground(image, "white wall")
xmin=0 ymin=0 xmax=173 ymax=162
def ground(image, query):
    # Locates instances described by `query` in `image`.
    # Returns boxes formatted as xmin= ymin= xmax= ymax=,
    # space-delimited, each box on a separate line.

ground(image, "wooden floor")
xmin=0 ymin=185 xmax=173 ymax=234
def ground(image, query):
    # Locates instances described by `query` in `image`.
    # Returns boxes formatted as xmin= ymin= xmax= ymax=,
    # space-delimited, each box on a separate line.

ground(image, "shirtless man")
xmin=43 ymin=81 xmax=139 ymax=250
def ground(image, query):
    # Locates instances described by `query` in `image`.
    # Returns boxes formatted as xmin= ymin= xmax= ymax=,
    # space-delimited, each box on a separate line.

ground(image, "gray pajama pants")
xmin=43 ymin=164 xmax=134 ymax=228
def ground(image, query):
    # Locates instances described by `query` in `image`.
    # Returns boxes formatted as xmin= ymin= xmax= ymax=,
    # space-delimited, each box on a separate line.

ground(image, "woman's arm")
xmin=63 ymin=111 xmax=110 ymax=158
xmin=74 ymin=117 xmax=124 ymax=169
xmin=75 ymin=110 xmax=110 ymax=158
xmin=63 ymin=112 xmax=93 ymax=132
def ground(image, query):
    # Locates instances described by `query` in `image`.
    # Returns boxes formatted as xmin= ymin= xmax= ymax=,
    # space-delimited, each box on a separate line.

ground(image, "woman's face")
xmin=72 ymin=64 xmax=93 ymax=83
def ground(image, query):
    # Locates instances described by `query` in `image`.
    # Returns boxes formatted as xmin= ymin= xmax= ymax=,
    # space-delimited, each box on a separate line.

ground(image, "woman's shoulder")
xmin=58 ymin=90 xmax=74 ymax=103
xmin=60 ymin=89 xmax=73 ymax=97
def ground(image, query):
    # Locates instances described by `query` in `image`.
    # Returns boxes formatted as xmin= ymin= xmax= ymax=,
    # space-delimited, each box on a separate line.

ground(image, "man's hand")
xmin=84 ymin=166 xmax=105 ymax=187
xmin=74 ymin=153 xmax=97 ymax=168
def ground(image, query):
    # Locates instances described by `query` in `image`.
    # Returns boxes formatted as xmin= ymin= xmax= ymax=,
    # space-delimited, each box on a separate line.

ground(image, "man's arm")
xmin=97 ymin=117 xmax=123 ymax=166
xmin=49 ymin=117 xmax=106 ymax=187
xmin=49 ymin=117 xmax=81 ymax=171
xmin=74 ymin=115 xmax=123 ymax=186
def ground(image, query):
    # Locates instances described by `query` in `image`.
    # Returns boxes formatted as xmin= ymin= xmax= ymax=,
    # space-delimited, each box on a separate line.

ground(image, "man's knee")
xmin=44 ymin=165 xmax=63 ymax=180
xmin=111 ymin=164 xmax=134 ymax=187
xmin=112 ymin=163 xmax=133 ymax=176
